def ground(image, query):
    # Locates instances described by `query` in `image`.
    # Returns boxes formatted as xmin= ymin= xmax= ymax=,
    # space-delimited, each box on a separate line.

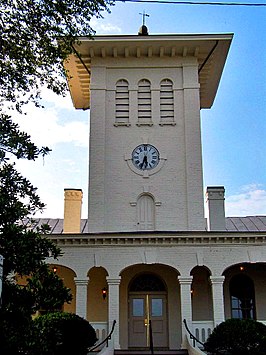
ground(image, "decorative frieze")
xmin=49 ymin=232 xmax=266 ymax=247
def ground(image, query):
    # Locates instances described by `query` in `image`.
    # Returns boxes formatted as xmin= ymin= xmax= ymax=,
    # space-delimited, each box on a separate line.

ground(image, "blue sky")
xmin=15 ymin=0 xmax=266 ymax=218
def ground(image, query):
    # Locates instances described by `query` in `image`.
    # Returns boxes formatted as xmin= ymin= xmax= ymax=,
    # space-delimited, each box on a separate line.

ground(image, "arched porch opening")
xmin=128 ymin=272 xmax=168 ymax=348
xmin=223 ymin=263 xmax=266 ymax=323
xmin=230 ymin=274 xmax=256 ymax=320
xmin=190 ymin=266 xmax=213 ymax=343
xmin=87 ymin=267 xmax=109 ymax=344
xmin=87 ymin=266 xmax=108 ymax=322
xmin=48 ymin=264 xmax=76 ymax=313
xmin=119 ymin=264 xmax=181 ymax=350
xmin=190 ymin=266 xmax=213 ymax=321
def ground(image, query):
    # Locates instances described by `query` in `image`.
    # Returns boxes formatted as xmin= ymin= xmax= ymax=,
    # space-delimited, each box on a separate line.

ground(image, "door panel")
xmin=149 ymin=295 xmax=167 ymax=347
xmin=129 ymin=294 xmax=168 ymax=348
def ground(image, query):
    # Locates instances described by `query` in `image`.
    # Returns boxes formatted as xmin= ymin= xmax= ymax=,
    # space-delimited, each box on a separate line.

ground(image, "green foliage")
xmin=204 ymin=318 xmax=266 ymax=355
xmin=27 ymin=265 xmax=72 ymax=312
xmin=0 ymin=163 xmax=62 ymax=277
xmin=32 ymin=312 xmax=98 ymax=355
xmin=0 ymin=0 xmax=112 ymax=164
xmin=0 ymin=0 xmax=112 ymax=115
xmin=0 ymin=162 xmax=72 ymax=354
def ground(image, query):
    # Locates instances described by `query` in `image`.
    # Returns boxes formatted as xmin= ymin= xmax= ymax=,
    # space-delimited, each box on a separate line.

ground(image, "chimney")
xmin=206 ymin=186 xmax=226 ymax=231
xmin=63 ymin=189 xmax=83 ymax=233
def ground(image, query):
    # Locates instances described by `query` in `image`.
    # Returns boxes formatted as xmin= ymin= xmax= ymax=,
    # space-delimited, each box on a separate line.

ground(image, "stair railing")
xmin=183 ymin=319 xmax=205 ymax=349
xmin=149 ymin=320 xmax=154 ymax=355
xmin=88 ymin=320 xmax=116 ymax=352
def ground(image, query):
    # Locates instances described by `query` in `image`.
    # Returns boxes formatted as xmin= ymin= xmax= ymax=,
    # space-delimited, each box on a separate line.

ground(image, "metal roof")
xmin=27 ymin=216 xmax=266 ymax=234
xmin=225 ymin=216 xmax=266 ymax=232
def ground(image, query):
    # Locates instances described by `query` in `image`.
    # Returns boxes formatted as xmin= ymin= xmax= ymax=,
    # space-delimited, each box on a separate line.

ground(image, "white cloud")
xmin=225 ymin=184 xmax=266 ymax=217
xmin=12 ymin=102 xmax=89 ymax=148
xmin=90 ymin=18 xmax=122 ymax=34
xmin=40 ymin=88 xmax=74 ymax=110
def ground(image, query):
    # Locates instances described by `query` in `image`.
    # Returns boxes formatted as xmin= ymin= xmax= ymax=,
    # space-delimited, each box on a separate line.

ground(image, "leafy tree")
xmin=0 ymin=162 xmax=73 ymax=355
xmin=0 ymin=0 xmax=112 ymax=353
xmin=204 ymin=318 xmax=266 ymax=355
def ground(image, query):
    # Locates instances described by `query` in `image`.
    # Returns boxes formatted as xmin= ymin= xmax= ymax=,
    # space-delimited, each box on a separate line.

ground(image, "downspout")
xmin=198 ymin=40 xmax=219 ymax=74
xmin=70 ymin=42 xmax=91 ymax=76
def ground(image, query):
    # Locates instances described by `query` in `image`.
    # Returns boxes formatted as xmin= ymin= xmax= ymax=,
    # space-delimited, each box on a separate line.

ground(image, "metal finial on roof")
xmin=138 ymin=11 xmax=149 ymax=36
xmin=139 ymin=10 xmax=149 ymax=26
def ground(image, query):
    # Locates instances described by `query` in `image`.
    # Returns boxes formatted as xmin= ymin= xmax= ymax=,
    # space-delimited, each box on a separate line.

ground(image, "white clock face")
xmin=132 ymin=144 xmax=160 ymax=170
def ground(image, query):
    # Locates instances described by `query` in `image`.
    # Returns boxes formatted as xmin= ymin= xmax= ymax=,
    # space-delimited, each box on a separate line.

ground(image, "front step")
xmin=115 ymin=350 xmax=188 ymax=355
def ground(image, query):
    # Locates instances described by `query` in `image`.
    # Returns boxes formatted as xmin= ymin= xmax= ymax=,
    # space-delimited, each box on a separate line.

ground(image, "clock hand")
xmin=143 ymin=155 xmax=148 ymax=169
xmin=139 ymin=155 xmax=147 ymax=169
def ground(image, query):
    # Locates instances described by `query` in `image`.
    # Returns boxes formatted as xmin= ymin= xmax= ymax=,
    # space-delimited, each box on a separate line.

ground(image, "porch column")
xmin=210 ymin=276 xmax=225 ymax=326
xmin=107 ymin=276 xmax=121 ymax=349
xmin=74 ymin=278 xmax=89 ymax=319
xmin=178 ymin=276 xmax=193 ymax=347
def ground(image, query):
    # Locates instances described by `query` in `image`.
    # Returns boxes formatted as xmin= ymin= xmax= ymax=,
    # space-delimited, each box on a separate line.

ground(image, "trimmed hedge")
xmin=204 ymin=318 xmax=266 ymax=355
xmin=32 ymin=312 xmax=97 ymax=355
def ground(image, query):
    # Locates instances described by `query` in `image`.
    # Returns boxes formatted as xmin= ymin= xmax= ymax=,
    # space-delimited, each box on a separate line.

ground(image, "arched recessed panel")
xmin=137 ymin=194 xmax=155 ymax=231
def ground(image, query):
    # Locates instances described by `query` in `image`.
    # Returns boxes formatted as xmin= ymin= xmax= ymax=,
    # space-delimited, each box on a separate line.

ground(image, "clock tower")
xmin=66 ymin=32 xmax=232 ymax=233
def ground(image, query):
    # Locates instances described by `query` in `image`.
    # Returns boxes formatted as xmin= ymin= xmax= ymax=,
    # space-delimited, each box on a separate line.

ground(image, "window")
xmin=230 ymin=274 xmax=256 ymax=320
xmin=138 ymin=79 xmax=152 ymax=125
xmin=160 ymin=79 xmax=174 ymax=124
xmin=132 ymin=298 xmax=144 ymax=316
xmin=129 ymin=273 xmax=166 ymax=292
xmin=115 ymin=79 xmax=129 ymax=125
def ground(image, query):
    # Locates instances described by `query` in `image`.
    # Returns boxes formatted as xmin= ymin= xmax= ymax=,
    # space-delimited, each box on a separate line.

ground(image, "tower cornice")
xmin=64 ymin=33 xmax=233 ymax=110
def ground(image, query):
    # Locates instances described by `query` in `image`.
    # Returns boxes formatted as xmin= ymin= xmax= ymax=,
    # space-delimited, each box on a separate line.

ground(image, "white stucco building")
xmin=36 ymin=28 xmax=266 ymax=353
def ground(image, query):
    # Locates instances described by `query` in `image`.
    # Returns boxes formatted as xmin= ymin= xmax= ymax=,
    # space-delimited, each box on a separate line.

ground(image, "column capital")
xmin=178 ymin=276 xmax=193 ymax=285
xmin=74 ymin=278 xmax=89 ymax=286
xmin=106 ymin=276 xmax=121 ymax=285
xmin=209 ymin=276 xmax=225 ymax=284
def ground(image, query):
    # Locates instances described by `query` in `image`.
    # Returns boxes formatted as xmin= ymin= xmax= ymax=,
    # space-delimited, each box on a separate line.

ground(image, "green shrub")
xmin=204 ymin=318 xmax=266 ymax=355
xmin=32 ymin=312 xmax=97 ymax=355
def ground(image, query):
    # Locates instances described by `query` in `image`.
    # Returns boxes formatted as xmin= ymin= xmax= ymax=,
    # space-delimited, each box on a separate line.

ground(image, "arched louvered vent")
xmin=115 ymin=79 xmax=129 ymax=124
xmin=138 ymin=79 xmax=152 ymax=124
xmin=160 ymin=79 xmax=174 ymax=123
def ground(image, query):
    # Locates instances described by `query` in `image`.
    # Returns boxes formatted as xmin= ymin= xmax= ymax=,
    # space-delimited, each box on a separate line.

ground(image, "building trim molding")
xmin=48 ymin=232 xmax=266 ymax=247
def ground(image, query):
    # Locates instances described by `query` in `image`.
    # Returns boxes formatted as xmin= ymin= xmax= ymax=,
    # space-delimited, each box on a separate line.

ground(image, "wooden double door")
xmin=128 ymin=293 xmax=168 ymax=348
